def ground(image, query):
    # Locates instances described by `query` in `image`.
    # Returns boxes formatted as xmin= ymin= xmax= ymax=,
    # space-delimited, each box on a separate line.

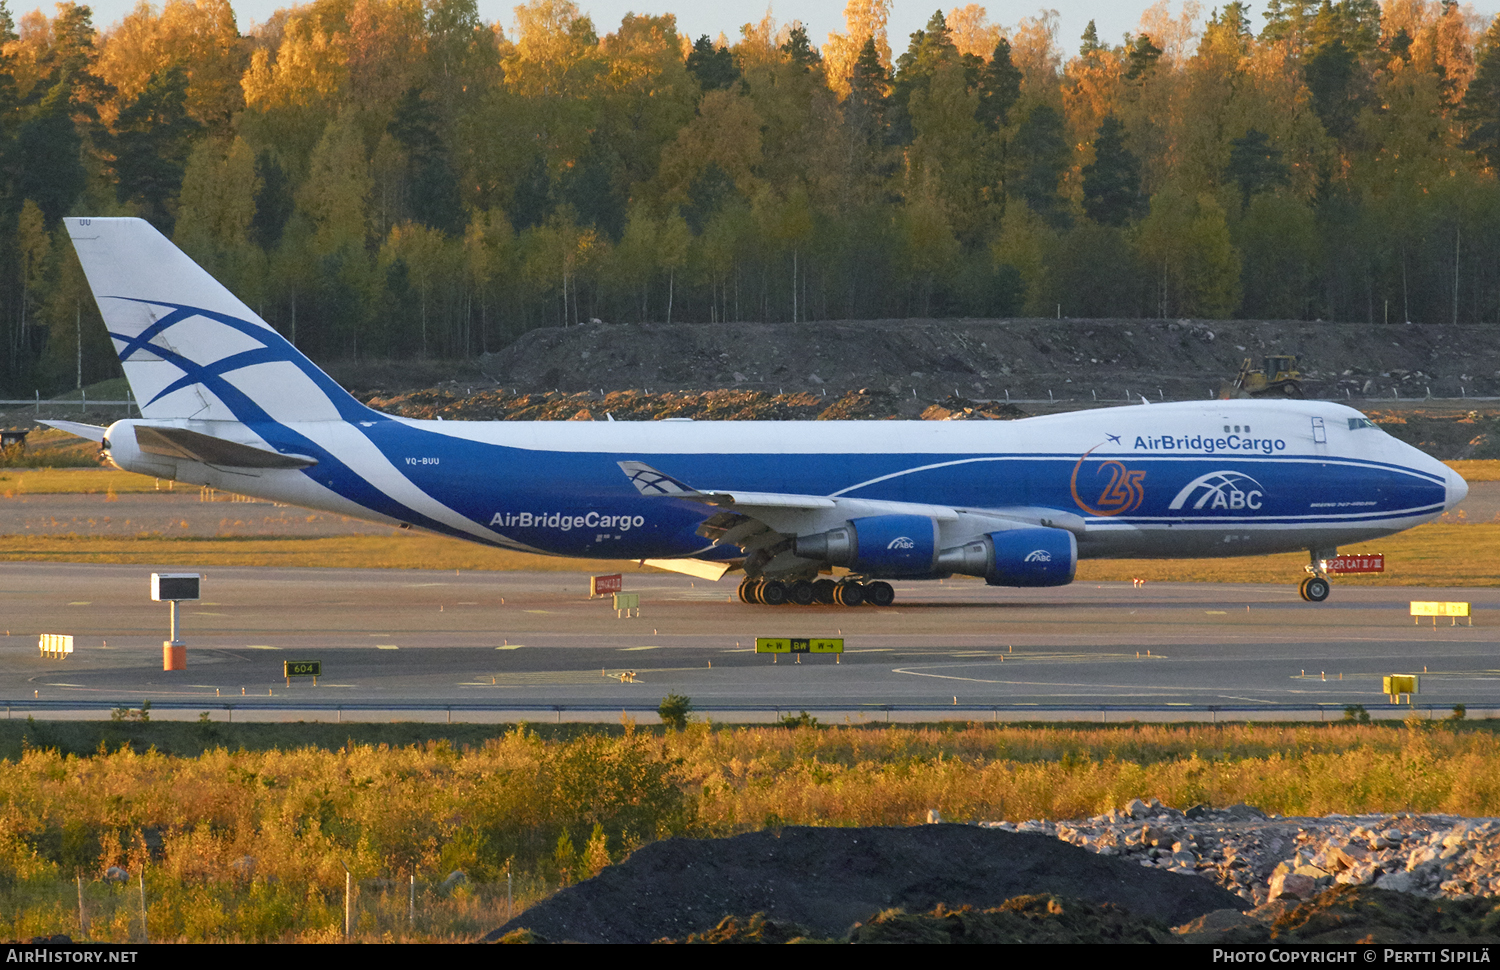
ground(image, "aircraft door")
xmin=1311 ymin=416 xmax=1327 ymax=454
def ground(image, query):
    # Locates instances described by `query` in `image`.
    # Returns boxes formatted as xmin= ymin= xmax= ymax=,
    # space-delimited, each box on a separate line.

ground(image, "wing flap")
xmin=640 ymin=558 xmax=734 ymax=581
xmin=135 ymin=426 xmax=317 ymax=469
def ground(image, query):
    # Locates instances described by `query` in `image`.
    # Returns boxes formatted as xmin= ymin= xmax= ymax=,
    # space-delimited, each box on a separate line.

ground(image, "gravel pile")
xmin=986 ymin=798 xmax=1500 ymax=905
xmin=482 ymin=824 xmax=1245 ymax=943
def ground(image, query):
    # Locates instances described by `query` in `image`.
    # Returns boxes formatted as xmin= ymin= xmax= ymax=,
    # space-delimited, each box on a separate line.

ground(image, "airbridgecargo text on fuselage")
xmin=490 ymin=511 xmax=645 ymax=531
xmin=1134 ymin=433 xmax=1288 ymax=455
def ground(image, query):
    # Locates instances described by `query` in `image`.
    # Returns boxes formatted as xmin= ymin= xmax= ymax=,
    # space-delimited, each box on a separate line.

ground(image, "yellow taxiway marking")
xmin=376 ymin=644 xmax=399 ymax=650
xmin=67 ymin=602 xmax=90 ymax=606
xmin=496 ymin=644 xmax=525 ymax=650
xmin=244 ymin=645 xmax=280 ymax=650
xmin=620 ymin=645 xmax=660 ymax=651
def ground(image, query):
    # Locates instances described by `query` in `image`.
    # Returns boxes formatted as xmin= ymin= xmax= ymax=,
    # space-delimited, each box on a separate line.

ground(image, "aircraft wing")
xmin=617 ymin=461 xmax=1086 ymax=578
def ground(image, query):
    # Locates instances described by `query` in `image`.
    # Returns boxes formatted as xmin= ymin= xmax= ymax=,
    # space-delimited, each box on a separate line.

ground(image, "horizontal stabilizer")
xmin=38 ymin=420 xmax=107 ymax=443
xmin=134 ymin=426 xmax=317 ymax=469
xmin=640 ymin=558 xmax=734 ymax=581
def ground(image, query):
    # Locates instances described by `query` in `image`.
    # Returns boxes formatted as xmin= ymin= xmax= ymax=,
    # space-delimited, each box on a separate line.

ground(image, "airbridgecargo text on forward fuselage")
xmin=1134 ymin=433 xmax=1288 ymax=455
xmin=489 ymin=511 xmax=645 ymax=531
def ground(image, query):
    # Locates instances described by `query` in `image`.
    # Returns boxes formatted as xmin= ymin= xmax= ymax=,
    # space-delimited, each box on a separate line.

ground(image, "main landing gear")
xmin=738 ymin=577 xmax=896 ymax=607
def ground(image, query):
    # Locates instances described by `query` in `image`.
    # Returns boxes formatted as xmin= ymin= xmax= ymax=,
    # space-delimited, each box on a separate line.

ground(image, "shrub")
xmin=777 ymin=711 xmax=818 ymax=729
xmin=658 ymin=694 xmax=693 ymax=731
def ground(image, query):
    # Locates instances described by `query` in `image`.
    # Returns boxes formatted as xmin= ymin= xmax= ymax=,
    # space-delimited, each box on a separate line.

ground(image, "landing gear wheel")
xmin=760 ymin=580 xmax=788 ymax=606
xmin=834 ymin=582 xmax=865 ymax=607
xmin=865 ymin=581 xmax=895 ymax=607
xmin=789 ymin=579 xmax=815 ymax=606
xmin=1302 ymin=576 xmax=1330 ymax=602
xmin=738 ymin=578 xmax=759 ymax=604
xmin=812 ymin=579 xmax=837 ymax=605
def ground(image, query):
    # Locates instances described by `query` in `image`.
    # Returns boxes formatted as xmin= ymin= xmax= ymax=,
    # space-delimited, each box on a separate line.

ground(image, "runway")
xmin=2 ymin=562 xmax=1497 ymax=722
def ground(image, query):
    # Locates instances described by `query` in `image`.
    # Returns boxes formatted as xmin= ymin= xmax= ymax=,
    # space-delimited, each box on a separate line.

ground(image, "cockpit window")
xmin=1348 ymin=418 xmax=1376 ymax=430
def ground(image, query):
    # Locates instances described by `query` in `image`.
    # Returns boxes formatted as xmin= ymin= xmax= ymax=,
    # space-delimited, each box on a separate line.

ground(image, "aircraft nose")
xmin=1446 ymin=466 xmax=1469 ymax=511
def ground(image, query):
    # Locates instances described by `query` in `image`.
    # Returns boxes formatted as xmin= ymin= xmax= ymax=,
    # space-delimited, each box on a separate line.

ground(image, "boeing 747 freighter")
xmin=45 ymin=218 xmax=1467 ymax=607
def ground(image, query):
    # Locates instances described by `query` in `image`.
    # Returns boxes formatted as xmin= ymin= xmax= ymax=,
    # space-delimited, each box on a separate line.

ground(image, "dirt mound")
xmin=478 ymin=317 xmax=1500 ymax=404
xmin=360 ymin=386 xmax=1034 ymax=424
xmin=480 ymin=824 xmax=1246 ymax=944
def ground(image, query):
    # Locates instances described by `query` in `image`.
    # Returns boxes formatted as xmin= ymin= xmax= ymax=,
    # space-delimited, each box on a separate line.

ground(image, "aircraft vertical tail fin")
xmin=65 ymin=217 xmax=369 ymax=424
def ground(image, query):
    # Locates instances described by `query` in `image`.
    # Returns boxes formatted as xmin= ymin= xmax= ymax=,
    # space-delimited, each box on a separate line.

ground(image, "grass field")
xmin=0 ymin=717 xmax=1495 ymax=942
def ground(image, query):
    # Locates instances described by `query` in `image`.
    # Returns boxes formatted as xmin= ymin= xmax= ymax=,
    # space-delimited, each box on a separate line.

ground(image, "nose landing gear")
xmin=1298 ymin=575 xmax=1331 ymax=602
xmin=1299 ymin=549 xmax=1334 ymax=602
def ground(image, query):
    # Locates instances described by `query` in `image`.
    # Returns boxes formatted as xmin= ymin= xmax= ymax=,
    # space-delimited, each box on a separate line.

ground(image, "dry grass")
xmin=0 ymin=533 xmax=654 ymax=573
xmin=1078 ymin=523 xmax=1500 ymax=586
xmin=0 ymin=468 xmax=158 ymax=494
xmin=2 ymin=718 xmax=1498 ymax=941
xmin=1447 ymin=460 xmax=1500 ymax=482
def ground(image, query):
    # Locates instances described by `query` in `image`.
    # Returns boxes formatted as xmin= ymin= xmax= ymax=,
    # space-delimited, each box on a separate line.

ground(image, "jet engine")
xmin=935 ymin=526 xmax=1077 ymax=587
xmin=793 ymin=514 xmax=940 ymax=577
xmin=100 ymin=421 xmax=177 ymax=479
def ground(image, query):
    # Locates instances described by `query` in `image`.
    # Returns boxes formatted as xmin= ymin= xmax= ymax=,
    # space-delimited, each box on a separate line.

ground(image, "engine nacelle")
xmin=793 ymin=514 xmax=940 ymax=577
xmin=100 ymin=421 xmax=177 ymax=479
xmin=935 ymin=526 xmax=1077 ymax=587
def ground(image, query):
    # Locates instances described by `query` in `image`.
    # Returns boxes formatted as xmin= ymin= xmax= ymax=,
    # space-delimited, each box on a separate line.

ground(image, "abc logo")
xmin=887 ymin=536 xmax=916 ymax=550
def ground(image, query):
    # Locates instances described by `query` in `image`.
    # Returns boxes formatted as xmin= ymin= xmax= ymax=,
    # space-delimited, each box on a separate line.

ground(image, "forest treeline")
xmin=1 ymin=0 xmax=1499 ymax=396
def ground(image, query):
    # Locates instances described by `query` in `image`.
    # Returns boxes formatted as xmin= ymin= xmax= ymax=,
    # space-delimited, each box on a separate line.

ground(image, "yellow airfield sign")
xmin=755 ymin=637 xmax=844 ymax=654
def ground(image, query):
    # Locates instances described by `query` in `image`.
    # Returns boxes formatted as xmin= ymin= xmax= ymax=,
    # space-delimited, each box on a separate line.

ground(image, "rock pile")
xmin=986 ymin=799 xmax=1500 ymax=905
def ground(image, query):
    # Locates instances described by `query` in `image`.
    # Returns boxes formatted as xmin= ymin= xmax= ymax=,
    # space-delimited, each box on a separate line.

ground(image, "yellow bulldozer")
xmin=1220 ymin=355 xmax=1304 ymax=399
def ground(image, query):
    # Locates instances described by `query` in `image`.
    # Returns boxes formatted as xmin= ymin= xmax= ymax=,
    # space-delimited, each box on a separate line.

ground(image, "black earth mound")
xmin=481 ymin=824 xmax=1248 ymax=944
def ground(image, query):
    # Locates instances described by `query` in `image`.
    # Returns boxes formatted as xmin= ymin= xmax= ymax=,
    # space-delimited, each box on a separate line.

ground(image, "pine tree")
xmin=1226 ymin=129 xmax=1290 ymax=205
xmin=16 ymin=87 xmax=86 ymax=224
xmin=781 ymin=25 xmax=822 ymax=71
xmin=890 ymin=10 xmax=957 ymax=143
xmin=1304 ymin=36 xmax=1357 ymax=140
xmin=112 ymin=65 xmax=200 ymax=231
xmin=1125 ymin=34 xmax=1163 ymax=80
xmin=686 ymin=35 xmax=740 ymax=92
xmin=1012 ymin=104 xmax=1071 ymax=228
xmin=1080 ymin=20 xmax=1103 ymax=56
xmin=847 ymin=37 xmax=890 ymax=143
xmin=975 ymin=38 xmax=1021 ymax=131
xmin=0 ymin=0 xmax=18 ymax=217
xmin=1082 ymin=116 xmax=1143 ymax=226
xmin=1461 ymin=16 xmax=1500 ymax=168
xmin=388 ymin=86 xmax=463 ymax=235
